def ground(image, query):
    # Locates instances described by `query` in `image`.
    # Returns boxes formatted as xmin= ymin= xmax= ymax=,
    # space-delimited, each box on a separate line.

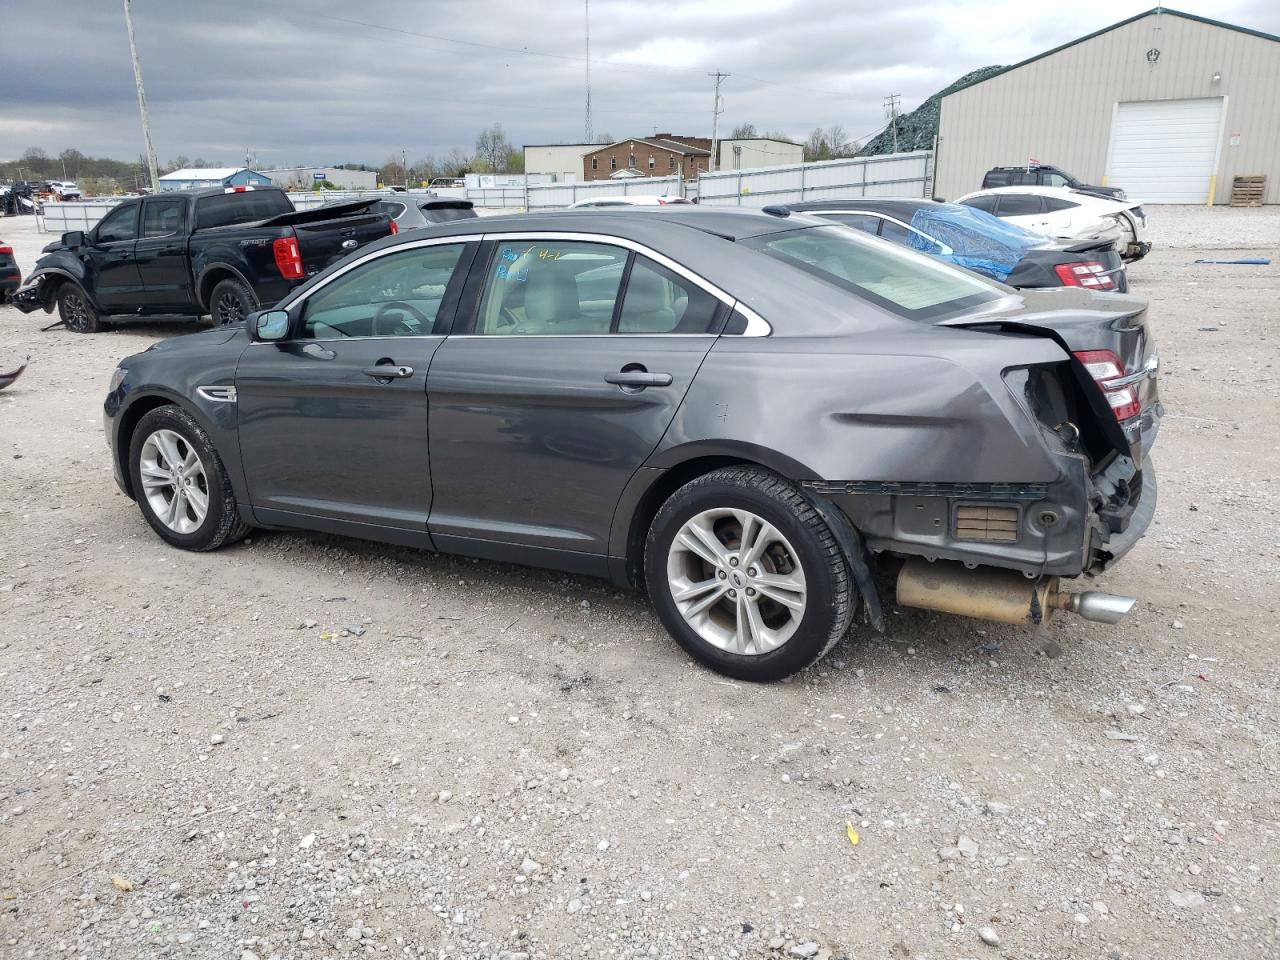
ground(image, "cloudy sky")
xmin=3 ymin=0 xmax=1277 ymax=167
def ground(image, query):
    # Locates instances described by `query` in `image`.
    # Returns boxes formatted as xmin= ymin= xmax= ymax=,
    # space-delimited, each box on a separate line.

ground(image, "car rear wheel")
xmin=209 ymin=277 xmax=257 ymax=327
xmin=645 ymin=466 xmax=855 ymax=681
xmin=58 ymin=283 xmax=101 ymax=333
xmin=128 ymin=405 xmax=251 ymax=551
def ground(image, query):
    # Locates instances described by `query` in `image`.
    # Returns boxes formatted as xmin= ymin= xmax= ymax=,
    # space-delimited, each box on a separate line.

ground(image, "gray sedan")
xmin=102 ymin=208 xmax=1160 ymax=681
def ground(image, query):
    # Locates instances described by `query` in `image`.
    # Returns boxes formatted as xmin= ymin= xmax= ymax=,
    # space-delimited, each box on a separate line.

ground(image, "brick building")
xmin=582 ymin=135 xmax=711 ymax=181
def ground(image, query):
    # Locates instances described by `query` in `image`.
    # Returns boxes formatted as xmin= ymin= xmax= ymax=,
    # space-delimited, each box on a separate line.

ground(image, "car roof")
xmin=416 ymin=206 xmax=826 ymax=242
xmin=788 ymin=198 xmax=940 ymax=217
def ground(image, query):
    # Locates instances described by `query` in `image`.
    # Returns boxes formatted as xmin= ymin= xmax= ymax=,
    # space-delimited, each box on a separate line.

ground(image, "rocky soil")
xmin=1 ymin=211 xmax=1278 ymax=959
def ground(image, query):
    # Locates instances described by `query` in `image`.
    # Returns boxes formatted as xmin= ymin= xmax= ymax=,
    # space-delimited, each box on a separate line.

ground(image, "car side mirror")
xmin=249 ymin=309 xmax=290 ymax=341
xmin=62 ymin=230 xmax=86 ymax=248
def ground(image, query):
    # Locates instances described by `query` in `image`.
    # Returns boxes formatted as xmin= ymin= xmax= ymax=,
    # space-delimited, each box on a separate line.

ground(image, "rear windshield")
xmin=195 ymin=190 xmax=294 ymax=229
xmin=741 ymin=224 xmax=1003 ymax=321
xmin=422 ymin=203 xmax=477 ymax=222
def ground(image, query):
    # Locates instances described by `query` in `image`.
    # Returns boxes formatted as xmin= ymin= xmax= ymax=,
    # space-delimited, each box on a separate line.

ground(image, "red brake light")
xmin=388 ymin=218 xmax=398 ymax=235
xmin=0 ymin=245 xmax=12 ymax=255
xmin=272 ymin=237 xmax=304 ymax=280
xmin=1073 ymin=349 xmax=1140 ymax=421
xmin=1054 ymin=260 xmax=1115 ymax=290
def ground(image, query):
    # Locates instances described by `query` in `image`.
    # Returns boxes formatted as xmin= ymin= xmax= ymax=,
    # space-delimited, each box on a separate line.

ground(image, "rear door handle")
xmin=362 ymin=364 xmax=414 ymax=379
xmin=604 ymin=371 xmax=673 ymax=388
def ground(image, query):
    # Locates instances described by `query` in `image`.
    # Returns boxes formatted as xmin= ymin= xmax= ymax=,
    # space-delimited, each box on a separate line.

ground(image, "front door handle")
xmin=362 ymin=364 xmax=413 ymax=379
xmin=604 ymin=370 xmax=673 ymax=388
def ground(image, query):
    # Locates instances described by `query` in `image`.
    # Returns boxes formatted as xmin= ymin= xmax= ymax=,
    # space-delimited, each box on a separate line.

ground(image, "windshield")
xmin=742 ymin=224 xmax=1004 ymax=320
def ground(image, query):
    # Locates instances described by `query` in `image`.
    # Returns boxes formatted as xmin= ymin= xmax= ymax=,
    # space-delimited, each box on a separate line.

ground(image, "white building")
xmin=716 ymin=138 xmax=804 ymax=170
xmin=523 ymin=143 xmax=596 ymax=183
xmin=260 ymin=167 xmax=377 ymax=191
xmin=936 ymin=8 xmax=1280 ymax=204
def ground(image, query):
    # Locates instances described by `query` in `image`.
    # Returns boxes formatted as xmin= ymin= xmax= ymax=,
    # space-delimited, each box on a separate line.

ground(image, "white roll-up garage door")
xmin=1107 ymin=98 xmax=1224 ymax=203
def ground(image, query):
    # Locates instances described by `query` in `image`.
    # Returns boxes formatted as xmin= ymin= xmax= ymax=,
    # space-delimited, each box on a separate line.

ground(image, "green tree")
xmin=474 ymin=124 xmax=511 ymax=173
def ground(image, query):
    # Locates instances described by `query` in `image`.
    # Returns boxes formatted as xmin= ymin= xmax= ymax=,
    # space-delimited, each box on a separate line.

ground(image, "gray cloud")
xmin=2 ymin=0 xmax=1276 ymax=165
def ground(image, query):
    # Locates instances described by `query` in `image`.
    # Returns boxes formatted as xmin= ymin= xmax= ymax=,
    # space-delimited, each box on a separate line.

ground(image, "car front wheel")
xmin=645 ymin=466 xmax=856 ymax=682
xmin=127 ymin=405 xmax=250 ymax=551
xmin=58 ymin=283 xmax=101 ymax=333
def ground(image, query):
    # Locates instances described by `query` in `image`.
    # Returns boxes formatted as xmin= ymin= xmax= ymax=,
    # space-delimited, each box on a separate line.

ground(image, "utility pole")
xmin=123 ymin=0 xmax=159 ymax=192
xmin=884 ymin=93 xmax=902 ymax=154
xmin=584 ymin=0 xmax=593 ymax=142
xmin=402 ymin=148 xmax=408 ymax=187
xmin=708 ymin=71 xmax=729 ymax=173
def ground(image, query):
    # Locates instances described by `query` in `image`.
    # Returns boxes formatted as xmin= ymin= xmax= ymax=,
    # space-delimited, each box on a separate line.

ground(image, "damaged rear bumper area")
xmin=803 ymin=455 xmax=1156 ymax=581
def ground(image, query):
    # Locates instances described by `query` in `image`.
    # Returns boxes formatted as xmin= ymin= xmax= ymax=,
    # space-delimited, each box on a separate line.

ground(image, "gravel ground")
xmin=1 ymin=210 xmax=1278 ymax=960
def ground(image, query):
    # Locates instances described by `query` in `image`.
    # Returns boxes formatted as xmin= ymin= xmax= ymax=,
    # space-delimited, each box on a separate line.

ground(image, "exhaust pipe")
xmin=895 ymin=558 xmax=1136 ymax=626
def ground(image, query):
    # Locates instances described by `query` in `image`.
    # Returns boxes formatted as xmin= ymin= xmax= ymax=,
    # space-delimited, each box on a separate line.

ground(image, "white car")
xmin=954 ymin=186 xmax=1149 ymax=261
xmin=49 ymin=181 xmax=82 ymax=200
xmin=568 ymin=195 xmax=692 ymax=209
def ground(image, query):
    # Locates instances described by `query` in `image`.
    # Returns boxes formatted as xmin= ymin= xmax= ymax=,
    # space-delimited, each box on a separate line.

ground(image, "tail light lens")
xmin=272 ymin=237 xmax=304 ymax=279
xmin=388 ymin=219 xmax=398 ymax=235
xmin=0 ymin=245 xmax=12 ymax=255
xmin=1073 ymin=349 xmax=1141 ymax=421
xmin=1054 ymin=260 xmax=1115 ymax=290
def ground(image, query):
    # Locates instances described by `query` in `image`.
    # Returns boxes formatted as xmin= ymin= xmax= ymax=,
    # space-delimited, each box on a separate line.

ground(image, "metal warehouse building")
xmin=936 ymin=8 xmax=1280 ymax=204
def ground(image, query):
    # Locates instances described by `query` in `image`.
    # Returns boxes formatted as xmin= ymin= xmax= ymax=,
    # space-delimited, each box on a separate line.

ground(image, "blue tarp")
xmin=905 ymin=204 xmax=1044 ymax=281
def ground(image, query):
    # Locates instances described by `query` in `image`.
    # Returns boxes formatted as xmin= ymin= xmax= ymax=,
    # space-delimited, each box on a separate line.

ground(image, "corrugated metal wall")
xmin=698 ymin=153 xmax=933 ymax=206
xmin=936 ymin=12 xmax=1280 ymax=203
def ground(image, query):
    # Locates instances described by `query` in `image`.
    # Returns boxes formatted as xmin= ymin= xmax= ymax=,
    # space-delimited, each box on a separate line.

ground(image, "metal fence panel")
xmin=526 ymin=175 xmax=685 ymax=211
xmin=697 ymin=151 xmax=934 ymax=206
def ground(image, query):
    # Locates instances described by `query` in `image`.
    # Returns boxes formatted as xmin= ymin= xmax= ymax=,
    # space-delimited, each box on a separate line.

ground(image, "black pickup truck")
xmin=13 ymin=186 xmax=393 ymax=332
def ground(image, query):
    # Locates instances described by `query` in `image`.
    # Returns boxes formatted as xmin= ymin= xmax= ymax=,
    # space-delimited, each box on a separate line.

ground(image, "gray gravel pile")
xmin=1 ymin=212 xmax=1279 ymax=958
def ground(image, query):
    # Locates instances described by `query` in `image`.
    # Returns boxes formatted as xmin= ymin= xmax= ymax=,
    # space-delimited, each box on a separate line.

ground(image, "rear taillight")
xmin=1054 ymin=260 xmax=1115 ymax=290
xmin=1073 ymin=349 xmax=1141 ymax=421
xmin=388 ymin=219 xmax=398 ymax=235
xmin=272 ymin=237 xmax=304 ymax=279
xmin=0 ymin=245 xmax=12 ymax=255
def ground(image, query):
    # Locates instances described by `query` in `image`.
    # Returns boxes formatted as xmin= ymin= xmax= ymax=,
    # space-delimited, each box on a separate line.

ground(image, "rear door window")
xmin=616 ymin=256 xmax=723 ymax=334
xmin=962 ymin=194 xmax=998 ymax=214
xmin=475 ymin=240 xmax=627 ymax=335
xmin=141 ymin=197 xmax=187 ymax=237
xmin=993 ymin=194 xmax=1044 ymax=217
xmin=1042 ymin=196 xmax=1081 ymax=212
xmin=96 ymin=203 xmax=139 ymax=243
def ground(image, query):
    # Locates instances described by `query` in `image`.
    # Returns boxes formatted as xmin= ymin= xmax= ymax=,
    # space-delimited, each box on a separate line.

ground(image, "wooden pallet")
xmin=1230 ymin=175 xmax=1266 ymax=207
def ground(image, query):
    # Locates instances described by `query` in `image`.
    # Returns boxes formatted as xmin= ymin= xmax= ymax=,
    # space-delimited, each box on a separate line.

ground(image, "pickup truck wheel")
xmin=645 ymin=466 xmax=855 ymax=682
xmin=128 ymin=404 xmax=251 ymax=551
xmin=210 ymin=277 xmax=257 ymax=327
xmin=58 ymin=283 xmax=100 ymax=333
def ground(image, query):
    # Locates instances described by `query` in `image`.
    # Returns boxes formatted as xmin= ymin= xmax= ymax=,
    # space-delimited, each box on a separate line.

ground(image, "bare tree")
xmin=474 ymin=124 xmax=511 ymax=173
xmin=730 ymin=122 xmax=757 ymax=139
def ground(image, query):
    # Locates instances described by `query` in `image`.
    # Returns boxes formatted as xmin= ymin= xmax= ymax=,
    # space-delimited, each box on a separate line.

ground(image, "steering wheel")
xmin=373 ymin=300 xmax=431 ymax=336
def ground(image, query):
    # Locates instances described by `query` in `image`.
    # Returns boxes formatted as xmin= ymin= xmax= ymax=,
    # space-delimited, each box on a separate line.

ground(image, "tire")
xmin=644 ymin=466 xmax=855 ymax=682
xmin=209 ymin=276 xmax=257 ymax=327
xmin=57 ymin=282 xmax=101 ymax=333
xmin=127 ymin=404 xmax=251 ymax=551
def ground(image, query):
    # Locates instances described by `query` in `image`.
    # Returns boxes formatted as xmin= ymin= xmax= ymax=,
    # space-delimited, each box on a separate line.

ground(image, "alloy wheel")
xmin=138 ymin=429 xmax=210 ymax=534
xmin=63 ymin=291 xmax=91 ymax=331
xmin=666 ymin=507 xmax=807 ymax=656
xmin=216 ymin=291 xmax=245 ymax=326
